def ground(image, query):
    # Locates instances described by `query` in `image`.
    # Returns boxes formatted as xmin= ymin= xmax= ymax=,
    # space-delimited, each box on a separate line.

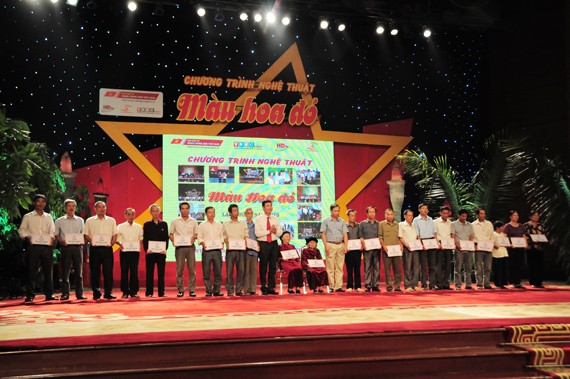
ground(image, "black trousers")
xmin=426 ymin=249 xmax=439 ymax=288
xmin=440 ymin=249 xmax=454 ymax=289
xmin=259 ymin=240 xmax=279 ymax=290
xmin=345 ymin=250 xmax=362 ymax=289
xmin=60 ymin=245 xmax=84 ymax=297
xmin=26 ymin=245 xmax=54 ymax=297
xmin=526 ymin=248 xmax=544 ymax=286
xmin=120 ymin=251 xmax=139 ymax=295
xmin=145 ymin=253 xmax=166 ymax=296
xmin=493 ymin=257 xmax=509 ymax=287
xmin=418 ymin=250 xmax=428 ymax=288
xmin=90 ymin=246 xmax=114 ymax=295
xmin=507 ymin=248 xmax=524 ymax=285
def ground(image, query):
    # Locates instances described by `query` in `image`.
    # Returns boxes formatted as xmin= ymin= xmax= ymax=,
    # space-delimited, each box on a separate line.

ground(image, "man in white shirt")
xmin=55 ymin=198 xmax=86 ymax=300
xmin=254 ymin=200 xmax=283 ymax=295
xmin=399 ymin=209 xmax=420 ymax=292
xmin=117 ymin=208 xmax=143 ymax=298
xmin=434 ymin=206 xmax=454 ymax=290
xmin=169 ymin=202 xmax=198 ymax=297
xmin=84 ymin=201 xmax=119 ymax=300
xmin=223 ymin=204 xmax=248 ymax=296
xmin=18 ymin=194 xmax=57 ymax=302
xmin=472 ymin=208 xmax=495 ymax=289
xmin=197 ymin=206 xmax=225 ymax=296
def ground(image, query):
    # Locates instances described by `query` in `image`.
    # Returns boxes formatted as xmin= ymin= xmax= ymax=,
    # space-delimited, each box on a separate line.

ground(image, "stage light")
xmin=423 ymin=27 xmax=432 ymax=38
xmin=86 ymin=0 xmax=97 ymax=9
xmin=239 ymin=11 xmax=248 ymax=21
xmin=50 ymin=0 xmax=59 ymax=3
xmin=338 ymin=23 xmax=346 ymax=31
xmin=253 ymin=12 xmax=262 ymax=22
xmin=281 ymin=16 xmax=290 ymax=25
xmin=320 ymin=19 xmax=329 ymax=29
xmin=197 ymin=6 xmax=206 ymax=17
xmin=66 ymin=0 xmax=78 ymax=5
xmin=390 ymin=28 xmax=398 ymax=35
xmin=127 ymin=1 xmax=137 ymax=12
xmin=266 ymin=11 xmax=276 ymax=24
xmin=376 ymin=25 xmax=385 ymax=34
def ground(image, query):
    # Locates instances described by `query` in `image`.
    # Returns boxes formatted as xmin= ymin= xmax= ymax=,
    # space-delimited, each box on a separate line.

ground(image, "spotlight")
xmin=86 ymin=0 xmax=97 ymax=9
xmin=338 ymin=23 xmax=346 ymax=31
xmin=423 ymin=27 xmax=432 ymax=38
xmin=215 ymin=12 xmax=224 ymax=22
xmin=390 ymin=28 xmax=398 ymax=35
xmin=281 ymin=16 xmax=290 ymax=25
xmin=127 ymin=1 xmax=137 ymax=12
xmin=266 ymin=11 xmax=276 ymax=24
xmin=376 ymin=25 xmax=385 ymax=34
xmin=239 ymin=11 xmax=248 ymax=21
xmin=320 ymin=19 xmax=329 ymax=29
xmin=50 ymin=0 xmax=59 ymax=3
xmin=253 ymin=12 xmax=262 ymax=22
xmin=197 ymin=6 xmax=206 ymax=17
xmin=66 ymin=0 xmax=78 ymax=5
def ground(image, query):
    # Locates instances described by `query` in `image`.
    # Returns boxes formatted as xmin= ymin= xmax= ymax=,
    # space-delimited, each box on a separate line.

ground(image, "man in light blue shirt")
xmin=414 ymin=204 xmax=437 ymax=290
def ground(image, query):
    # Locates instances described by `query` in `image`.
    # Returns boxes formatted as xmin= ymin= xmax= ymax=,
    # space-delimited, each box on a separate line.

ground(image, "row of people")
xmin=17 ymin=195 xmax=546 ymax=302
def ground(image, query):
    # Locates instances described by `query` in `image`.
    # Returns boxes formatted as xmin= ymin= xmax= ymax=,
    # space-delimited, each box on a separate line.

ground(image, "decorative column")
xmin=387 ymin=161 xmax=405 ymax=222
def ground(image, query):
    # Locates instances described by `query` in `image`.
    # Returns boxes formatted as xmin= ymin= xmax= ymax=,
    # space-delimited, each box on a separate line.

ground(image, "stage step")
xmin=0 ymin=329 xmax=551 ymax=378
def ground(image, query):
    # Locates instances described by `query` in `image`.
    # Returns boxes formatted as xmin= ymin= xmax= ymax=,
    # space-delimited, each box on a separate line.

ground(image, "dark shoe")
xmin=213 ymin=292 xmax=224 ymax=297
xmin=205 ymin=292 xmax=213 ymax=297
xmin=145 ymin=294 xmax=153 ymax=298
xmin=484 ymin=285 xmax=493 ymax=290
xmin=394 ymin=287 xmax=402 ymax=292
xmin=318 ymin=289 xmax=324 ymax=293
xmin=514 ymin=284 xmax=526 ymax=289
xmin=336 ymin=288 xmax=345 ymax=293
xmin=121 ymin=294 xmax=129 ymax=299
xmin=261 ymin=289 xmax=268 ymax=295
xmin=61 ymin=294 xmax=70 ymax=301
xmin=287 ymin=289 xmax=295 ymax=294
xmin=236 ymin=292 xmax=244 ymax=296
xmin=329 ymin=288 xmax=335 ymax=293
xmin=465 ymin=286 xmax=473 ymax=290
xmin=93 ymin=291 xmax=102 ymax=300
xmin=365 ymin=288 xmax=371 ymax=292
xmin=295 ymin=289 xmax=301 ymax=294
xmin=536 ymin=284 xmax=545 ymax=289
xmin=130 ymin=294 xmax=140 ymax=298
xmin=158 ymin=294 xmax=166 ymax=297
xmin=249 ymin=291 xmax=257 ymax=295
xmin=227 ymin=292 xmax=234 ymax=297
xmin=24 ymin=295 xmax=35 ymax=303
xmin=177 ymin=291 xmax=184 ymax=297
xmin=386 ymin=287 xmax=393 ymax=292
xmin=76 ymin=295 xmax=88 ymax=300
xmin=104 ymin=294 xmax=117 ymax=299
xmin=189 ymin=291 xmax=197 ymax=297
xmin=45 ymin=296 xmax=59 ymax=301
xmin=313 ymin=290 xmax=318 ymax=294
xmin=267 ymin=289 xmax=279 ymax=295
xmin=372 ymin=287 xmax=380 ymax=292
xmin=498 ymin=286 xmax=507 ymax=289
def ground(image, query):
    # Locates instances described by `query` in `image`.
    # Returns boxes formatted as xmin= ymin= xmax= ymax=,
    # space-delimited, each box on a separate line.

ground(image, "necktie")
xmin=266 ymin=217 xmax=272 ymax=242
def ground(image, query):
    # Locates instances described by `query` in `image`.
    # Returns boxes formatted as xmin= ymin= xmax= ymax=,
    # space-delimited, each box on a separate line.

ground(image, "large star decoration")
xmin=96 ymin=43 xmax=412 ymax=224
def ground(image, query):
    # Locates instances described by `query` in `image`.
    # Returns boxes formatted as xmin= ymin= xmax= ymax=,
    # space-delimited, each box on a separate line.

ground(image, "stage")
xmin=2 ymin=283 xmax=569 ymax=349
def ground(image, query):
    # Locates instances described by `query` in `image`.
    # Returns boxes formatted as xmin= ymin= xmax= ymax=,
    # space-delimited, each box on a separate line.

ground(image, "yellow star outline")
xmin=96 ymin=43 xmax=412 ymax=221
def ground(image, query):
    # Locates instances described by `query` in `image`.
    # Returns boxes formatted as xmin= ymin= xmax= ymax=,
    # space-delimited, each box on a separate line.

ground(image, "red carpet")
xmin=2 ymin=285 xmax=570 ymax=350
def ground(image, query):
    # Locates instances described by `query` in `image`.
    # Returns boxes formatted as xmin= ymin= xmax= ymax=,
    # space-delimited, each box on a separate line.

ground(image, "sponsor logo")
xmin=275 ymin=142 xmax=289 ymax=151
xmin=306 ymin=143 xmax=317 ymax=152
xmin=101 ymin=105 xmax=114 ymax=112
xmin=233 ymin=141 xmax=261 ymax=150
xmin=170 ymin=138 xmax=224 ymax=147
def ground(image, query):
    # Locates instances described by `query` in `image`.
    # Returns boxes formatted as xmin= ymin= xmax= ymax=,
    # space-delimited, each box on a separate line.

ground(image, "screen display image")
xmin=163 ymin=135 xmax=335 ymax=259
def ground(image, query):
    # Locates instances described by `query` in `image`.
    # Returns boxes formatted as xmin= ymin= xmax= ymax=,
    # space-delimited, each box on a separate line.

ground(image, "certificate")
xmin=174 ymin=234 xmax=192 ymax=247
xmin=64 ymin=233 xmax=84 ymax=245
xmin=91 ymin=234 xmax=111 ymax=246
xmin=459 ymin=240 xmax=475 ymax=251
xmin=307 ymin=259 xmax=325 ymax=268
xmin=530 ymin=234 xmax=548 ymax=243
xmin=228 ymin=238 xmax=246 ymax=250
xmin=204 ymin=239 xmax=223 ymax=250
xmin=422 ymin=239 xmax=438 ymax=250
xmin=386 ymin=245 xmax=402 ymax=257
xmin=477 ymin=240 xmax=493 ymax=252
xmin=440 ymin=238 xmax=456 ymax=250
xmin=31 ymin=234 xmax=51 ymax=246
xmin=408 ymin=239 xmax=423 ymax=251
xmin=148 ymin=240 xmax=166 ymax=253
xmin=280 ymin=249 xmax=299 ymax=260
xmin=498 ymin=237 xmax=511 ymax=247
xmin=246 ymin=238 xmax=259 ymax=251
xmin=347 ymin=239 xmax=362 ymax=251
xmin=510 ymin=237 xmax=527 ymax=248
xmin=122 ymin=241 xmax=140 ymax=252
xmin=364 ymin=238 xmax=381 ymax=251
